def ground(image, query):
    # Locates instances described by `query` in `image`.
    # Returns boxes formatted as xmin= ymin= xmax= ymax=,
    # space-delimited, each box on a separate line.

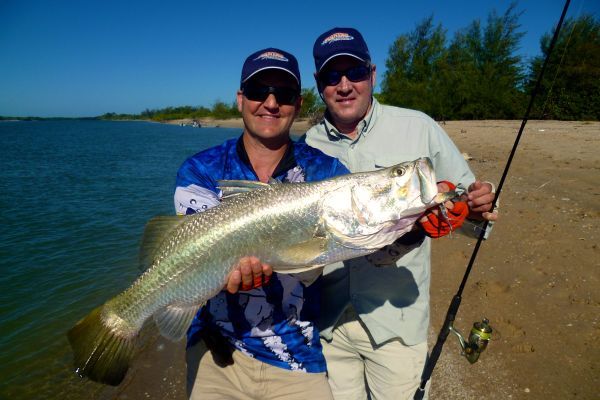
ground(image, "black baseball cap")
xmin=313 ymin=27 xmax=371 ymax=72
xmin=240 ymin=48 xmax=301 ymax=89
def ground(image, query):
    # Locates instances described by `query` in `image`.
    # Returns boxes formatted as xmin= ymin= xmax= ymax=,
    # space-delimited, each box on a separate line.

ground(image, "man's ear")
xmin=236 ymin=90 xmax=243 ymax=112
xmin=314 ymin=72 xmax=323 ymax=94
xmin=370 ymin=64 xmax=377 ymax=89
xmin=295 ymin=96 xmax=303 ymax=117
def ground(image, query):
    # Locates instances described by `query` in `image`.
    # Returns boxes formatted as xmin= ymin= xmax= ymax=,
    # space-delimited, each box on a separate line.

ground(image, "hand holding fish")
xmin=419 ymin=181 xmax=469 ymax=238
xmin=67 ymin=157 xmax=449 ymax=386
xmin=466 ymin=181 xmax=498 ymax=221
xmin=225 ymin=256 xmax=272 ymax=293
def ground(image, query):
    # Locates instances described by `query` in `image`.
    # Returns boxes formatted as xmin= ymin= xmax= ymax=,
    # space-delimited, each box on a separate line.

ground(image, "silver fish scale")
xmin=107 ymin=181 xmax=329 ymax=329
xmin=101 ymin=160 xmax=437 ymax=331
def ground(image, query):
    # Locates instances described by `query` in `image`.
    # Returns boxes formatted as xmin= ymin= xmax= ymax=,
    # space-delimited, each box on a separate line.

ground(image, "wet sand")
xmin=101 ymin=120 xmax=599 ymax=399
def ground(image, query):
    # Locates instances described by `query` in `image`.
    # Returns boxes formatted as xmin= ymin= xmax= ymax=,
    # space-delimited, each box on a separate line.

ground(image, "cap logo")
xmin=321 ymin=32 xmax=354 ymax=46
xmin=254 ymin=51 xmax=289 ymax=62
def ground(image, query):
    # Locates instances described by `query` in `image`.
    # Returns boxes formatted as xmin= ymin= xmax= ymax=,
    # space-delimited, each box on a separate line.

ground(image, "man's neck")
xmin=335 ymin=121 xmax=359 ymax=139
xmin=327 ymin=101 xmax=373 ymax=140
xmin=242 ymin=131 xmax=290 ymax=182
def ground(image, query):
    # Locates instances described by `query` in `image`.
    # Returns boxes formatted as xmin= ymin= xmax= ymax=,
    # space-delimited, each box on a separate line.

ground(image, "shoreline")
xmin=161 ymin=117 xmax=312 ymax=136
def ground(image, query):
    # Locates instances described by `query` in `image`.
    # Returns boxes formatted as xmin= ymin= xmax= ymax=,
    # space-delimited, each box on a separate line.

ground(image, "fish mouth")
xmin=433 ymin=190 xmax=458 ymax=204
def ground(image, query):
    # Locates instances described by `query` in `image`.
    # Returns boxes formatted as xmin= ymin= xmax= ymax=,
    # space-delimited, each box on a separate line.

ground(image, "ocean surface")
xmin=0 ymin=120 xmax=242 ymax=399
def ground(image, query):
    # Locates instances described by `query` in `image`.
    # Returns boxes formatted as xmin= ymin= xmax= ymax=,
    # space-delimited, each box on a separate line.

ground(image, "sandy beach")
xmin=98 ymin=119 xmax=599 ymax=400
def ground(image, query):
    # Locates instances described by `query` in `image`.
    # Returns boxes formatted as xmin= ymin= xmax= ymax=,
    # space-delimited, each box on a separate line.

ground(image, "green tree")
xmin=529 ymin=14 xmax=600 ymax=120
xmin=443 ymin=2 xmax=525 ymax=119
xmin=211 ymin=100 xmax=234 ymax=119
xmin=381 ymin=3 xmax=526 ymax=120
xmin=299 ymin=87 xmax=324 ymax=119
xmin=380 ymin=16 xmax=448 ymax=119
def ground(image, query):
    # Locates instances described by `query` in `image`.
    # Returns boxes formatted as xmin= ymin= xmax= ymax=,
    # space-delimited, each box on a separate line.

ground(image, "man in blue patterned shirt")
xmin=174 ymin=48 xmax=349 ymax=400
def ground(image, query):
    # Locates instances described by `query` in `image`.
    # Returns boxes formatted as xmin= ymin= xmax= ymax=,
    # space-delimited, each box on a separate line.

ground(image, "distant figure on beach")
xmin=174 ymin=48 xmax=349 ymax=400
xmin=301 ymin=27 xmax=498 ymax=399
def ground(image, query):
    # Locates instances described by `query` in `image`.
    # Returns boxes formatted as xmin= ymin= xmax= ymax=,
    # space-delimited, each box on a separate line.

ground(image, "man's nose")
xmin=337 ymin=75 xmax=352 ymax=92
xmin=263 ymin=93 xmax=279 ymax=108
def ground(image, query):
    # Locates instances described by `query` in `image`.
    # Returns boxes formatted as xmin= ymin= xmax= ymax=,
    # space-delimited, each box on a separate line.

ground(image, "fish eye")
xmin=391 ymin=167 xmax=405 ymax=177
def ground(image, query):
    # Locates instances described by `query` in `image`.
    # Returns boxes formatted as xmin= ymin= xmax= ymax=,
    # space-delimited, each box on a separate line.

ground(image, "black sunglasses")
xmin=242 ymin=84 xmax=299 ymax=105
xmin=318 ymin=65 xmax=371 ymax=87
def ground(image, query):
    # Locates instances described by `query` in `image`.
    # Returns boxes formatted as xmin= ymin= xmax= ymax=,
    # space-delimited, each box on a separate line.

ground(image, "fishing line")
xmin=540 ymin=0 xmax=585 ymax=116
xmin=414 ymin=1 xmax=572 ymax=398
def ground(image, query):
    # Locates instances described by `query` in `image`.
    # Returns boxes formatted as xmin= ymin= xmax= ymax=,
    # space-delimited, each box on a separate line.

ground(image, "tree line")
xmin=89 ymin=6 xmax=600 ymax=122
xmin=379 ymin=5 xmax=599 ymax=121
xmin=98 ymin=101 xmax=241 ymax=121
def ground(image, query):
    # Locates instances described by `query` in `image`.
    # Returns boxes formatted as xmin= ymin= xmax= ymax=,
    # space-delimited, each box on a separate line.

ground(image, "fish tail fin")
xmin=67 ymin=305 xmax=136 ymax=386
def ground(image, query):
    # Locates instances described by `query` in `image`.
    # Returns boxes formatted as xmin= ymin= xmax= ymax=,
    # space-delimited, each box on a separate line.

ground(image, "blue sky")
xmin=1 ymin=0 xmax=597 ymax=117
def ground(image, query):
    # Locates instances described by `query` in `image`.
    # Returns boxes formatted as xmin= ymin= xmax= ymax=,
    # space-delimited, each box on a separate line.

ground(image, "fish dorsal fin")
xmin=153 ymin=304 xmax=201 ymax=341
xmin=267 ymin=177 xmax=281 ymax=185
xmin=217 ymin=180 xmax=271 ymax=200
xmin=139 ymin=216 xmax=186 ymax=272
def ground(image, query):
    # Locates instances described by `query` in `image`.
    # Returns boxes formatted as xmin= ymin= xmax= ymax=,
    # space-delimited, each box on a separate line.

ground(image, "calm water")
xmin=0 ymin=120 xmax=241 ymax=399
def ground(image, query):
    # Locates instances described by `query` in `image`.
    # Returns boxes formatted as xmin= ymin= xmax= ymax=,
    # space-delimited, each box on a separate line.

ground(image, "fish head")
xmin=350 ymin=157 xmax=439 ymax=224
xmin=322 ymin=157 xmax=439 ymax=249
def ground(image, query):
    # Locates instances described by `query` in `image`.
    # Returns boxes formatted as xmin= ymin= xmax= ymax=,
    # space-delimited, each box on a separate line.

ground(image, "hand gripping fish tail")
xmin=67 ymin=157 xmax=442 ymax=386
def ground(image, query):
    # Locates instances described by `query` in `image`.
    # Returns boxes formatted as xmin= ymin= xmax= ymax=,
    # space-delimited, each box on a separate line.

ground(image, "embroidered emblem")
xmin=254 ymin=51 xmax=289 ymax=62
xmin=321 ymin=32 xmax=354 ymax=45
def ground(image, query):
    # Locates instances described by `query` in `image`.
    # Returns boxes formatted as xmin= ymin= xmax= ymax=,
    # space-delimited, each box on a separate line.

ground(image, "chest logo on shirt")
xmin=284 ymin=166 xmax=305 ymax=183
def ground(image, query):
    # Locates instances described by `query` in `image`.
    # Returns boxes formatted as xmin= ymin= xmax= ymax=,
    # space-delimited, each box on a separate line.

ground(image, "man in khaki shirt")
xmin=303 ymin=27 xmax=497 ymax=400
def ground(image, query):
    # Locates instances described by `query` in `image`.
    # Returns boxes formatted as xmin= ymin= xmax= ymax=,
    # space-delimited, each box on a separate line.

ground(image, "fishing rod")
xmin=414 ymin=0 xmax=572 ymax=398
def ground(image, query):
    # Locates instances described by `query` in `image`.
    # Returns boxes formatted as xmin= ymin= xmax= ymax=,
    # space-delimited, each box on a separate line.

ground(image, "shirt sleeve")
xmin=331 ymin=158 xmax=351 ymax=177
xmin=427 ymin=122 xmax=496 ymax=239
xmin=174 ymin=158 xmax=220 ymax=215
xmin=174 ymin=158 xmax=221 ymax=346
xmin=428 ymin=122 xmax=475 ymax=193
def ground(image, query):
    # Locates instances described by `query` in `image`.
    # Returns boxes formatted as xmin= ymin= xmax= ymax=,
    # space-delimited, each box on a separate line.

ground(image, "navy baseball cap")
xmin=240 ymin=48 xmax=301 ymax=89
xmin=313 ymin=27 xmax=371 ymax=72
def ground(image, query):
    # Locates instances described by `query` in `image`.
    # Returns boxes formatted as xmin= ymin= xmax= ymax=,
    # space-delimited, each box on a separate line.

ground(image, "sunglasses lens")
xmin=320 ymin=71 xmax=342 ymax=86
xmin=244 ymin=85 xmax=298 ymax=105
xmin=243 ymin=85 xmax=269 ymax=102
xmin=320 ymin=65 xmax=370 ymax=87
xmin=347 ymin=66 xmax=370 ymax=82
xmin=274 ymin=88 xmax=298 ymax=105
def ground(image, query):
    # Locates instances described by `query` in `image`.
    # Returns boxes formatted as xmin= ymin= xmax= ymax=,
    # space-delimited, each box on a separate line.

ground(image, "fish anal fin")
xmin=139 ymin=216 xmax=186 ymax=272
xmin=153 ymin=304 xmax=200 ymax=341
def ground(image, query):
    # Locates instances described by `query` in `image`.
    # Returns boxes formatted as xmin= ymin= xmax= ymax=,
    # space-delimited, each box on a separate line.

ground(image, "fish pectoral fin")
xmin=153 ymin=304 xmax=201 ymax=342
xmin=275 ymin=238 xmax=329 ymax=268
xmin=217 ymin=180 xmax=271 ymax=199
xmin=139 ymin=216 xmax=187 ymax=272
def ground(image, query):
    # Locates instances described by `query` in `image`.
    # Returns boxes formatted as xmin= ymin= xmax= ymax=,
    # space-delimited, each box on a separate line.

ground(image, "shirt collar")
xmin=235 ymin=135 xmax=297 ymax=180
xmin=322 ymin=97 xmax=380 ymax=142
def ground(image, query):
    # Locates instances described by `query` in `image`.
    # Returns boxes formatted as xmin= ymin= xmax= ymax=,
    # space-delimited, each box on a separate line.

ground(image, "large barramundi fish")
xmin=68 ymin=157 xmax=451 ymax=386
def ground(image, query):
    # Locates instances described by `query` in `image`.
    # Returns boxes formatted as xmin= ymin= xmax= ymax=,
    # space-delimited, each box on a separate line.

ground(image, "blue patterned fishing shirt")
xmin=174 ymin=136 xmax=349 ymax=373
